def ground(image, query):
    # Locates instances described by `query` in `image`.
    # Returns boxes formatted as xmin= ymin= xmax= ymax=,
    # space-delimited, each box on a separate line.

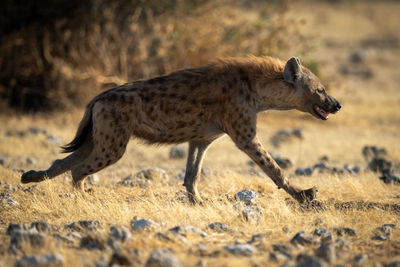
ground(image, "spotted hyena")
xmin=22 ymin=56 xmax=341 ymax=204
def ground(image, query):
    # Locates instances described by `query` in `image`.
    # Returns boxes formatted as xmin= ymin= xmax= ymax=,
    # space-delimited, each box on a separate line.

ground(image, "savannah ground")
xmin=1 ymin=1 xmax=400 ymax=266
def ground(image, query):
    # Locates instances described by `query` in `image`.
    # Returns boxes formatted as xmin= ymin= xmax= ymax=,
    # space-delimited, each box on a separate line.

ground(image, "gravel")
xmin=0 ymin=192 xmax=11 ymax=199
xmin=314 ymin=228 xmax=332 ymax=243
xmin=31 ymin=221 xmax=49 ymax=232
xmin=235 ymin=189 xmax=258 ymax=205
xmin=135 ymin=168 xmax=169 ymax=182
xmin=362 ymin=146 xmax=387 ymax=162
xmin=66 ymin=232 xmax=82 ymax=241
xmin=86 ymin=174 xmax=100 ymax=185
xmin=368 ymin=158 xmax=392 ymax=173
xmin=248 ymin=233 xmax=266 ymax=244
xmin=169 ymin=225 xmax=207 ymax=238
xmin=80 ymin=235 xmax=106 ymax=250
xmin=379 ymin=168 xmax=400 ymax=184
xmin=353 ymin=253 xmax=368 ymax=264
xmin=372 ymin=235 xmax=388 ymax=241
xmin=296 ymin=255 xmax=327 ymax=267
xmin=52 ymin=233 xmax=74 ymax=245
xmin=1 ymin=198 xmax=19 ymax=206
xmin=316 ymin=242 xmax=336 ymax=263
xmin=0 ymin=155 xmax=9 ymax=166
xmin=270 ymin=128 xmax=303 ymax=148
xmin=10 ymin=229 xmax=46 ymax=251
xmin=3 ymin=184 xmax=17 ymax=192
xmin=15 ymin=253 xmax=64 ymax=267
xmin=65 ymin=220 xmax=102 ymax=232
xmin=269 ymin=251 xmax=290 ymax=262
xmin=233 ymin=203 xmax=263 ymax=223
xmin=314 ymin=228 xmax=329 ymax=237
xmin=295 ymin=167 xmax=313 ymax=176
xmin=332 ymin=227 xmax=357 ymax=237
xmin=224 ymin=243 xmax=257 ymax=256
xmin=169 ymin=145 xmax=187 ymax=159
xmin=118 ymin=168 xmax=170 ymax=188
xmin=145 ymin=248 xmax=182 ymax=267
xmin=108 ymin=251 xmax=133 ymax=266
xmin=26 ymin=157 xmax=37 ymax=165
xmin=272 ymin=244 xmax=292 ymax=259
xmin=269 ymin=152 xmax=293 ymax=169
xmin=290 ymin=232 xmax=317 ymax=246
xmin=109 ymin=225 xmax=133 ymax=243
xmin=207 ymin=222 xmax=231 ymax=233
xmin=385 ymin=261 xmax=400 ymax=267
xmin=118 ymin=175 xmax=152 ymax=188
xmin=131 ymin=218 xmax=160 ymax=231
xmin=6 ymin=223 xmax=30 ymax=235
xmin=27 ymin=127 xmax=48 ymax=135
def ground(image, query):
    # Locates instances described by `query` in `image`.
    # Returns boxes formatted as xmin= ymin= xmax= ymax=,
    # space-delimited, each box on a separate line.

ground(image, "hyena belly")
xmin=132 ymin=110 xmax=223 ymax=144
xmin=131 ymin=93 xmax=224 ymax=144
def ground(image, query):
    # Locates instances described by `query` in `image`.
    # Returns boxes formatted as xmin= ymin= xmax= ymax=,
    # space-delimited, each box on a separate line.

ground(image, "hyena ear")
xmin=283 ymin=56 xmax=302 ymax=84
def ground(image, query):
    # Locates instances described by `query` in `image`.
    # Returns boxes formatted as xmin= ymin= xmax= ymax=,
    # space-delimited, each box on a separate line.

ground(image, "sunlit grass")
xmin=1 ymin=110 xmax=399 ymax=265
xmin=2 ymin=0 xmax=400 ymax=265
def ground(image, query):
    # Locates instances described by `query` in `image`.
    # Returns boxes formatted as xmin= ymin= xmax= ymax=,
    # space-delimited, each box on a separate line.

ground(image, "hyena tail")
xmin=61 ymin=102 xmax=94 ymax=153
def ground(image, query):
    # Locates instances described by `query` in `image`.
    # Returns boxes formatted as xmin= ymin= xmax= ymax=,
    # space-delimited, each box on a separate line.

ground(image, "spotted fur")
xmin=21 ymin=56 xmax=341 ymax=204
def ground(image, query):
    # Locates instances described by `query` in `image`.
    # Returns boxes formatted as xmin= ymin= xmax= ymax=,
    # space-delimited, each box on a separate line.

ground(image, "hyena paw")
xmin=21 ymin=170 xmax=47 ymax=183
xmin=85 ymin=188 xmax=94 ymax=194
xmin=295 ymin=186 xmax=318 ymax=203
xmin=188 ymin=193 xmax=204 ymax=206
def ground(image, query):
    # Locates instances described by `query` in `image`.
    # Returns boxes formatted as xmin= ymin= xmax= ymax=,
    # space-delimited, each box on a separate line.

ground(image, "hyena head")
xmin=283 ymin=57 xmax=341 ymax=120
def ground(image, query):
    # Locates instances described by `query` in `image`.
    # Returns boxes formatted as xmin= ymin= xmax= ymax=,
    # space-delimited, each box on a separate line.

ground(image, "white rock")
xmin=224 ymin=243 xmax=257 ymax=256
xmin=130 ymin=218 xmax=160 ymax=231
xmin=235 ymin=189 xmax=258 ymax=205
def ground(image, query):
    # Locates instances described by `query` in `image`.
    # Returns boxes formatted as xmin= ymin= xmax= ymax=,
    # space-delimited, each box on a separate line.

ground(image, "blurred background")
xmin=0 ymin=0 xmax=320 ymax=112
xmin=0 ymin=0 xmax=399 ymax=118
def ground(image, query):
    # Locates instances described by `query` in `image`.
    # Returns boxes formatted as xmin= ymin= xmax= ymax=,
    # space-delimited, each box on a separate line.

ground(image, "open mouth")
xmin=313 ymin=105 xmax=329 ymax=120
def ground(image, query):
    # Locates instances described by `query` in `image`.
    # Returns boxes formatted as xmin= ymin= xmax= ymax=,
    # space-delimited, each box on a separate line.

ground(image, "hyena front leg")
xmin=183 ymin=141 xmax=213 ymax=204
xmin=224 ymin=118 xmax=317 ymax=203
xmin=238 ymin=138 xmax=316 ymax=202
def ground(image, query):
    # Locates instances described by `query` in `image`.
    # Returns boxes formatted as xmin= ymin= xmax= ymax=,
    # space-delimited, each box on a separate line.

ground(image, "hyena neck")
xmin=220 ymin=56 xmax=299 ymax=112
xmin=255 ymin=78 xmax=299 ymax=112
xmin=213 ymin=57 xmax=295 ymax=112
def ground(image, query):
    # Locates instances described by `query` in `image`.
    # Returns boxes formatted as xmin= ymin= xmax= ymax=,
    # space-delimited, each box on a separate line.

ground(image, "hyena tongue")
xmin=315 ymin=105 xmax=329 ymax=119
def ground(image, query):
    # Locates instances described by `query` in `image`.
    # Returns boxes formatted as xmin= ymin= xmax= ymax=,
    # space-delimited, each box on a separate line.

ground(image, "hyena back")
xmin=22 ymin=56 xmax=341 ymax=204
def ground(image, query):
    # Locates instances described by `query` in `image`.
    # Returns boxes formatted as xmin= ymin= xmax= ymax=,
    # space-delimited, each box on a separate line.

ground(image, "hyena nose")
xmin=335 ymin=102 xmax=341 ymax=111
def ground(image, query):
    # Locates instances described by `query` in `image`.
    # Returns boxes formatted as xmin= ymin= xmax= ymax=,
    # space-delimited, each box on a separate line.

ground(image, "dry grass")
xmin=1 ymin=98 xmax=399 ymax=266
xmin=1 ymin=1 xmax=400 ymax=266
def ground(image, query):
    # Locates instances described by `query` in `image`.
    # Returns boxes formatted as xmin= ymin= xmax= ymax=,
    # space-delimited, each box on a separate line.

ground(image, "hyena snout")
xmin=313 ymin=95 xmax=341 ymax=120
xmin=328 ymin=97 xmax=341 ymax=114
xmin=335 ymin=101 xmax=341 ymax=112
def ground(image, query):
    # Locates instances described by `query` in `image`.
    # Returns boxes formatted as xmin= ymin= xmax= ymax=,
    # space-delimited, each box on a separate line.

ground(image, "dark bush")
xmin=0 ymin=0 xmax=310 ymax=112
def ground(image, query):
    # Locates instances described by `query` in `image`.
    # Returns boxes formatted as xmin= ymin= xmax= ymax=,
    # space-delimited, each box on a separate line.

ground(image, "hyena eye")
xmin=316 ymin=88 xmax=324 ymax=94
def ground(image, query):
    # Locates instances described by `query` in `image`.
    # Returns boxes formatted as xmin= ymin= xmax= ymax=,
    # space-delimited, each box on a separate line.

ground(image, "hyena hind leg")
xmin=70 ymin=136 xmax=129 ymax=192
xmin=70 ymin=101 xmax=132 ymax=192
xmin=183 ymin=140 xmax=213 ymax=204
xmin=21 ymin=139 xmax=93 ymax=184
